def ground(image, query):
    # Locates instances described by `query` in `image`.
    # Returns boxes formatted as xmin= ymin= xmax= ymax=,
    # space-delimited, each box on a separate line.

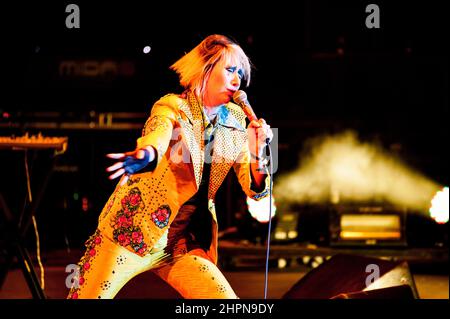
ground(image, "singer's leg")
xmin=67 ymin=230 xmax=166 ymax=299
xmin=152 ymin=248 xmax=238 ymax=299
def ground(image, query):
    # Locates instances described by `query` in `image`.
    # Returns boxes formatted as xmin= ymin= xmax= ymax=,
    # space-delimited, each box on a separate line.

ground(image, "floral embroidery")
xmin=142 ymin=115 xmax=170 ymax=136
xmin=104 ymin=193 xmax=116 ymax=215
xmin=67 ymin=230 xmax=103 ymax=299
xmin=127 ymin=177 xmax=141 ymax=186
xmin=151 ymin=205 xmax=171 ymax=229
xmin=113 ymin=226 xmax=148 ymax=255
xmin=110 ymin=187 xmax=148 ymax=256
xmin=120 ymin=188 xmax=142 ymax=217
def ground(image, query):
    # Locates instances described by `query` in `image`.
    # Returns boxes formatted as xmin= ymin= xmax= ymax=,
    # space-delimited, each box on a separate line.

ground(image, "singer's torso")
xmin=96 ymin=92 xmax=271 ymax=264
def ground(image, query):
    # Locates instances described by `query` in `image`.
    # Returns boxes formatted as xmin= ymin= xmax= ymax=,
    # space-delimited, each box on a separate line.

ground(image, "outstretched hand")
xmin=106 ymin=147 xmax=155 ymax=186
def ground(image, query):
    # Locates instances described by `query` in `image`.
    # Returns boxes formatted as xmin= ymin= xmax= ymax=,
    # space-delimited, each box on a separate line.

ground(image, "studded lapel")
xmin=208 ymin=105 xmax=248 ymax=200
xmin=178 ymin=92 xmax=205 ymax=188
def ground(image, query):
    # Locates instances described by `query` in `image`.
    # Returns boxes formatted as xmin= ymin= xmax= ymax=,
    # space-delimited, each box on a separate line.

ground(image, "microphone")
xmin=233 ymin=90 xmax=271 ymax=146
xmin=233 ymin=90 xmax=258 ymax=122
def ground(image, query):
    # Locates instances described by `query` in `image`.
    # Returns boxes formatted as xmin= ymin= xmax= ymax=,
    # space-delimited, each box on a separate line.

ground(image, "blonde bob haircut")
xmin=170 ymin=34 xmax=252 ymax=101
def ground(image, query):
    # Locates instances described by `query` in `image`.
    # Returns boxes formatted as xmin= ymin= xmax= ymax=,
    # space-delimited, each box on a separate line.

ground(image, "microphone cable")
xmin=24 ymin=150 xmax=45 ymax=291
xmin=263 ymin=140 xmax=274 ymax=299
xmin=233 ymin=90 xmax=274 ymax=298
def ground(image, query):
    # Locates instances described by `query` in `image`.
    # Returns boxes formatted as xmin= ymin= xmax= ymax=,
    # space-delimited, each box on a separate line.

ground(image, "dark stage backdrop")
xmin=1 ymin=1 xmax=448 ymax=249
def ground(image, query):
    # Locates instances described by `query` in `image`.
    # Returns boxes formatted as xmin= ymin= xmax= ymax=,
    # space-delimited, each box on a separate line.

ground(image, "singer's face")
xmin=203 ymin=58 xmax=243 ymax=107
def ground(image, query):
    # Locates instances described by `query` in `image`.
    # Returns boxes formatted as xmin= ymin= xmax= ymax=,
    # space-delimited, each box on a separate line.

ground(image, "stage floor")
xmin=0 ymin=265 xmax=448 ymax=299
xmin=0 ymin=244 xmax=448 ymax=299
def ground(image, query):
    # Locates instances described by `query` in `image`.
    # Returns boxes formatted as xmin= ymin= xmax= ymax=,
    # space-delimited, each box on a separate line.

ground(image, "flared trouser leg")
xmin=67 ymin=231 xmax=237 ymax=299
xmin=152 ymin=248 xmax=238 ymax=299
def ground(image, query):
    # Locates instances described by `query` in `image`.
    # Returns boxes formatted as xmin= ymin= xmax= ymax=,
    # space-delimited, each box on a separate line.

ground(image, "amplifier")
xmin=329 ymin=205 xmax=407 ymax=247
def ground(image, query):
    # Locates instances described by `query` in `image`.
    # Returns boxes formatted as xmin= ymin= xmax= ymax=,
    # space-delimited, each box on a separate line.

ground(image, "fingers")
xmin=253 ymin=123 xmax=272 ymax=138
xmin=106 ymin=150 xmax=139 ymax=185
xmin=106 ymin=153 xmax=126 ymax=159
xmin=248 ymin=120 xmax=261 ymax=128
xmin=264 ymin=129 xmax=274 ymax=144
xmin=108 ymin=166 xmax=130 ymax=187
xmin=249 ymin=119 xmax=268 ymax=128
xmin=248 ymin=119 xmax=273 ymax=146
xmin=106 ymin=162 xmax=124 ymax=173
xmin=109 ymin=168 xmax=125 ymax=180
xmin=136 ymin=149 xmax=146 ymax=159
xmin=107 ymin=149 xmax=140 ymax=160
xmin=267 ymin=129 xmax=274 ymax=140
xmin=119 ymin=174 xmax=130 ymax=186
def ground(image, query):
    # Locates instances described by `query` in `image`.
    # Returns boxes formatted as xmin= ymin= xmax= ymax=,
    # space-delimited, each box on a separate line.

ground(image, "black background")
xmin=0 ymin=1 xmax=448 ymax=249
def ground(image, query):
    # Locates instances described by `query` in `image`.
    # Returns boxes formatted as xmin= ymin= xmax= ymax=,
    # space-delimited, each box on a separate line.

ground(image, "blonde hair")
xmin=170 ymin=34 xmax=252 ymax=100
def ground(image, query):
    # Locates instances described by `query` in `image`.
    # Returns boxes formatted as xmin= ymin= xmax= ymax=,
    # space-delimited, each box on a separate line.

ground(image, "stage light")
xmin=287 ymin=230 xmax=298 ymax=239
xmin=143 ymin=46 xmax=151 ymax=54
xmin=330 ymin=205 xmax=407 ymax=247
xmin=429 ymin=186 xmax=449 ymax=224
xmin=272 ymin=210 xmax=299 ymax=243
xmin=274 ymin=231 xmax=287 ymax=240
xmin=246 ymin=194 xmax=276 ymax=223
xmin=311 ymin=256 xmax=325 ymax=268
xmin=302 ymin=256 xmax=311 ymax=264
xmin=82 ymin=197 xmax=89 ymax=212
xmin=339 ymin=214 xmax=402 ymax=240
xmin=278 ymin=258 xmax=287 ymax=269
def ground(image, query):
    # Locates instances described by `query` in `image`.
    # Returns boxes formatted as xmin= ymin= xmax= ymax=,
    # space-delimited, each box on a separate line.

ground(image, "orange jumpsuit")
xmin=67 ymin=92 xmax=270 ymax=299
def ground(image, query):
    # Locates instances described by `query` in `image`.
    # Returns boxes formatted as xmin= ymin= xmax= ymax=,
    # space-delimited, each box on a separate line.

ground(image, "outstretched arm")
xmin=105 ymin=96 xmax=178 ymax=186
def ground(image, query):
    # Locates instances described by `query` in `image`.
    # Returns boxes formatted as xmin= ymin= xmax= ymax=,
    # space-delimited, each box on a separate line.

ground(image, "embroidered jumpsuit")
xmin=67 ymin=93 xmax=269 ymax=299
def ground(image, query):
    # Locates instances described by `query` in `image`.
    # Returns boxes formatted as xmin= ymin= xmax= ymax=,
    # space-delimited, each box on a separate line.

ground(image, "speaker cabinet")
xmin=283 ymin=254 xmax=418 ymax=299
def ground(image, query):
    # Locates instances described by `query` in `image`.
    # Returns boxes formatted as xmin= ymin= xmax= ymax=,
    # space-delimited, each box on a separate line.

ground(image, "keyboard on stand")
xmin=0 ymin=133 xmax=68 ymax=153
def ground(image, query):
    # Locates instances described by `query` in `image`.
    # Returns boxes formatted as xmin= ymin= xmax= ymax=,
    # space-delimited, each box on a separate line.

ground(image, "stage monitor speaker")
xmin=282 ymin=254 xmax=419 ymax=299
xmin=331 ymin=285 xmax=415 ymax=299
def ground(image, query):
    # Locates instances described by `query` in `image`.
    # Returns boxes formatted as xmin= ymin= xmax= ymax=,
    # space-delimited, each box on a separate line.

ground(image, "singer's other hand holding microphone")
xmin=248 ymin=118 xmax=273 ymax=160
xmin=233 ymin=90 xmax=273 ymax=161
xmin=233 ymin=90 xmax=273 ymax=189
